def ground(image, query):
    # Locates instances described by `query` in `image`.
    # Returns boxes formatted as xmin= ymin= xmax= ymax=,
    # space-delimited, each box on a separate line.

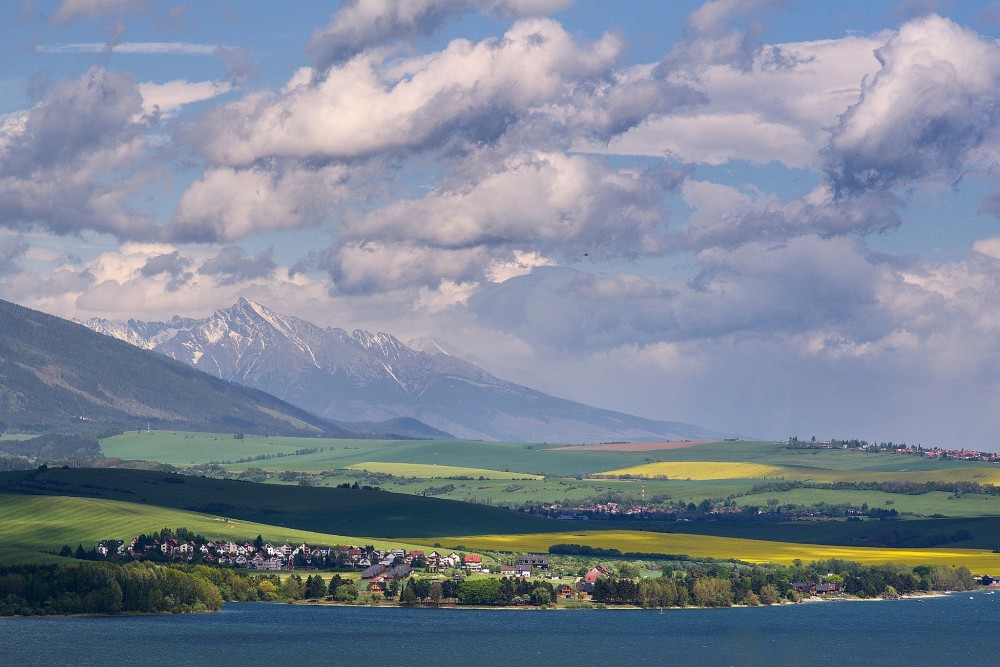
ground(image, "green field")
xmin=100 ymin=431 xmax=404 ymax=465
xmin=312 ymin=473 xmax=753 ymax=508
xmin=737 ymin=488 xmax=1000 ymax=517
xmin=344 ymin=462 xmax=543 ymax=480
xmin=56 ymin=431 xmax=1000 ymax=570
xmin=0 ymin=494 xmax=432 ymax=564
xmin=102 ymin=431 xmax=701 ymax=476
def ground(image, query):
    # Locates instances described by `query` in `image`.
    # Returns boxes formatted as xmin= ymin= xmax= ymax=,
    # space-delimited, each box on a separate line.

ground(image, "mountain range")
xmin=84 ymin=298 xmax=725 ymax=443
xmin=0 ymin=298 xmax=338 ymax=436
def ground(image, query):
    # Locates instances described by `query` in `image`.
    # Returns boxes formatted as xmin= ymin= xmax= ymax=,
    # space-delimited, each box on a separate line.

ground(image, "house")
xmin=464 ymin=554 xmax=483 ymax=571
xmin=361 ymin=564 xmax=388 ymax=580
xmin=516 ymin=566 xmax=532 ymax=578
xmin=791 ymin=582 xmax=816 ymax=595
xmin=815 ymin=582 xmax=844 ymax=594
xmin=518 ymin=556 xmax=550 ymax=570
xmin=576 ymin=582 xmax=595 ymax=597
xmin=555 ymin=584 xmax=574 ymax=599
xmin=584 ymin=568 xmax=604 ymax=584
xmin=260 ymin=556 xmax=284 ymax=571
xmin=500 ymin=566 xmax=516 ymax=578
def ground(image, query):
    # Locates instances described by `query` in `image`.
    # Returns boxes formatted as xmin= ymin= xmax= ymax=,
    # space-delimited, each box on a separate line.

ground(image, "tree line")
xmin=589 ymin=559 xmax=977 ymax=607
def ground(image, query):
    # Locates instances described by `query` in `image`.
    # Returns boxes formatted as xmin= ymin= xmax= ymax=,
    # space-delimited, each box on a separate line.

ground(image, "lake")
xmin=1 ymin=592 xmax=997 ymax=666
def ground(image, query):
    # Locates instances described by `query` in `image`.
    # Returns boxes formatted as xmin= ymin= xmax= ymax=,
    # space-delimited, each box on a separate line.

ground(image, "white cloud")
xmin=169 ymin=164 xmax=350 ymax=242
xmin=308 ymin=0 xmax=570 ymax=69
xmin=138 ymin=80 xmax=232 ymax=118
xmin=487 ymin=250 xmax=556 ymax=282
xmin=591 ymin=35 xmax=883 ymax=168
xmin=195 ymin=19 xmax=621 ymax=166
xmin=326 ymin=242 xmax=485 ymax=294
xmin=36 ymin=42 xmax=220 ymax=55
xmin=351 ymin=151 xmax=673 ymax=259
xmin=827 ymin=15 xmax=1000 ymax=194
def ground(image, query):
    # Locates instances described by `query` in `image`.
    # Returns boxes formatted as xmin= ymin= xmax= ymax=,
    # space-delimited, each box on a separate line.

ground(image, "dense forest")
xmin=0 ymin=562 xmax=289 ymax=616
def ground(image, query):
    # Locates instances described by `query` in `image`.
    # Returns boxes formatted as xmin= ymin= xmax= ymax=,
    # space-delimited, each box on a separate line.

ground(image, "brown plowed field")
xmin=549 ymin=440 xmax=718 ymax=452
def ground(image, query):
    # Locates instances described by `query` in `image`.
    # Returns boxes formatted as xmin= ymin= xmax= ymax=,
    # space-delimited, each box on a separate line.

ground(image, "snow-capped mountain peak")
xmin=82 ymin=299 xmax=726 ymax=443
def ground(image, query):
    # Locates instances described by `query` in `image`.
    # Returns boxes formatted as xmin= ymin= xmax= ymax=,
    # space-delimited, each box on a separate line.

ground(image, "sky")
xmin=4 ymin=1 xmax=1000 ymax=450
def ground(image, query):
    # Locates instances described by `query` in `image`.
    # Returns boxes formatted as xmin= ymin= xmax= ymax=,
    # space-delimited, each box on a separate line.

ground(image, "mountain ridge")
xmin=84 ymin=298 xmax=728 ymax=443
xmin=0 ymin=298 xmax=345 ymax=436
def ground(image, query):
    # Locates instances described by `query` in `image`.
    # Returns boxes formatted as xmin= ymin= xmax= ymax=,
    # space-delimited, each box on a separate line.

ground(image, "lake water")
xmin=1 ymin=592 xmax=998 ymax=666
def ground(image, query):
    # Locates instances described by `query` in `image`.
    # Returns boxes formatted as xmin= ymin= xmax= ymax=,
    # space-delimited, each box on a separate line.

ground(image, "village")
xmin=90 ymin=533 xmax=617 ymax=600
xmin=85 ymin=531 xmax=875 ymax=606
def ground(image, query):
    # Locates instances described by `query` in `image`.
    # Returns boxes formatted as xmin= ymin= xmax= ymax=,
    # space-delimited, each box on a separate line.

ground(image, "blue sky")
xmin=4 ymin=0 xmax=1000 ymax=450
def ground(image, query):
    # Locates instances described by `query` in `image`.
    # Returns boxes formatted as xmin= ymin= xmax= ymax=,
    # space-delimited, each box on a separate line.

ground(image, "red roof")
xmin=464 ymin=554 xmax=483 ymax=563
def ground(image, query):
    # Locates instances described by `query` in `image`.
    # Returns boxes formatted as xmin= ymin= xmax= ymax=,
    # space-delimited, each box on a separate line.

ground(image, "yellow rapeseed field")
xmin=345 ymin=462 xmax=543 ymax=480
xmin=599 ymin=461 xmax=1000 ymax=485
xmin=437 ymin=530 xmax=1000 ymax=572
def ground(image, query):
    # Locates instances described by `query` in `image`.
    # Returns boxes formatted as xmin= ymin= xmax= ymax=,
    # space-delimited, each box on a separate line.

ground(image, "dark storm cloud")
xmin=200 ymin=246 xmax=277 ymax=285
xmin=139 ymin=251 xmax=192 ymax=291
xmin=0 ymin=235 xmax=29 ymax=276
xmin=0 ymin=67 xmax=156 ymax=239
xmin=468 ymin=236 xmax=897 ymax=353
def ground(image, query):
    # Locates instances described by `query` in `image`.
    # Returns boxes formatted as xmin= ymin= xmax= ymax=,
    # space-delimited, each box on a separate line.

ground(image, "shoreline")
xmin=287 ymin=588 xmax=959 ymax=611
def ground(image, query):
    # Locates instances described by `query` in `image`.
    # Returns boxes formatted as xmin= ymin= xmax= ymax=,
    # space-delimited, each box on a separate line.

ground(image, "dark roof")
xmin=361 ymin=564 xmax=387 ymax=579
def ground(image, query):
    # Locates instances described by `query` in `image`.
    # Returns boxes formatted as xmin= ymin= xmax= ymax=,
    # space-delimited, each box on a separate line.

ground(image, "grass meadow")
xmin=737 ymin=488 xmax=1000 ymax=517
xmin=344 ymin=462 xmax=543 ymax=480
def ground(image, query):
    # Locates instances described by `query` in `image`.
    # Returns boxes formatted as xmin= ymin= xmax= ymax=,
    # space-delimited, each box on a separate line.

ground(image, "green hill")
xmin=0 ymin=467 xmax=557 ymax=539
xmin=0 ymin=494 xmax=432 ymax=565
xmin=0 ymin=299 xmax=345 ymax=436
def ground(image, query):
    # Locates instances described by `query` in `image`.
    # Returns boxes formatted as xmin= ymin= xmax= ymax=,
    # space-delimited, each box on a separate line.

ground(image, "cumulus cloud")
xmin=167 ymin=163 xmax=350 ymax=242
xmin=661 ymin=0 xmax=783 ymax=72
xmin=593 ymin=35 xmax=882 ymax=167
xmin=350 ymin=152 xmax=680 ymax=260
xmin=0 ymin=67 xmax=156 ymax=239
xmin=200 ymin=246 xmax=277 ymax=286
xmin=194 ymin=19 xmax=621 ymax=167
xmin=307 ymin=0 xmax=570 ymax=71
xmin=826 ymin=15 xmax=1000 ymax=196
xmin=324 ymin=242 xmax=485 ymax=295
